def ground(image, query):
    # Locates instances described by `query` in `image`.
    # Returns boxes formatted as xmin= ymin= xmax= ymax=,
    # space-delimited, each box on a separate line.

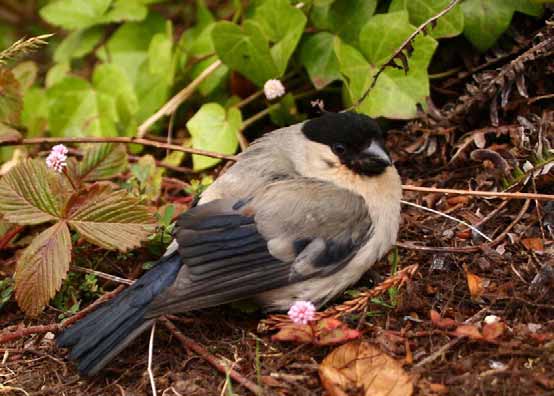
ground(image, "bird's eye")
xmin=332 ymin=143 xmax=346 ymax=155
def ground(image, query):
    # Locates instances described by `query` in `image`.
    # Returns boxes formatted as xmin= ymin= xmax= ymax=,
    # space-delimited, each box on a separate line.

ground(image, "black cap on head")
xmin=301 ymin=111 xmax=391 ymax=176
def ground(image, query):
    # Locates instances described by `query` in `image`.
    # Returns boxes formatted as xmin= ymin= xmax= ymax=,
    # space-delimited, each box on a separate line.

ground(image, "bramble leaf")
xmin=78 ymin=143 xmax=128 ymax=182
xmin=0 ymin=159 xmax=66 ymax=225
xmin=0 ymin=122 xmax=21 ymax=144
xmin=15 ymin=221 xmax=71 ymax=316
xmin=67 ymin=184 xmax=155 ymax=251
xmin=186 ymin=103 xmax=241 ymax=171
xmin=0 ymin=67 xmax=22 ymax=125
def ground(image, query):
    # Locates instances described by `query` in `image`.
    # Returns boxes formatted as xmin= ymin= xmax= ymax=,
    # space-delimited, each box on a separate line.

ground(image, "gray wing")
xmin=145 ymin=178 xmax=372 ymax=316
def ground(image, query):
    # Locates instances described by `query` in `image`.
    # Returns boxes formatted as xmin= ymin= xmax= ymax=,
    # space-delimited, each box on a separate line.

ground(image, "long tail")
xmin=56 ymin=252 xmax=181 ymax=376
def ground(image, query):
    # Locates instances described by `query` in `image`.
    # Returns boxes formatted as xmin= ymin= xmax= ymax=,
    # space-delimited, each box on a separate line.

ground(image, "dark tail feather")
xmin=57 ymin=252 xmax=181 ymax=376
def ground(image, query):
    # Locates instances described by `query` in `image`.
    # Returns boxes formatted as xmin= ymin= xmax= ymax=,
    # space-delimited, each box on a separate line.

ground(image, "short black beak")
xmin=361 ymin=141 xmax=392 ymax=167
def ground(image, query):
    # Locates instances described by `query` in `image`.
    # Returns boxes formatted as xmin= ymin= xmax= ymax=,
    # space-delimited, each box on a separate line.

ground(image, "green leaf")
xmin=101 ymin=0 xmax=149 ymax=23
xmin=311 ymin=0 xmax=378 ymax=44
xmin=253 ymin=0 xmax=307 ymax=75
xmin=21 ymin=88 xmax=48 ymax=138
xmin=212 ymin=20 xmax=278 ymax=86
xmin=92 ymin=63 xmax=139 ymax=125
xmin=45 ymin=62 xmax=71 ymax=88
xmin=39 ymin=0 xmax=112 ymax=30
xmin=299 ymin=32 xmax=341 ymax=89
xmin=190 ymin=55 xmax=230 ymax=97
xmin=461 ymin=0 xmax=542 ymax=52
xmin=46 ymin=76 xmax=118 ymax=137
xmin=176 ymin=0 xmax=215 ymax=60
xmin=0 ymin=67 xmax=22 ymax=125
xmin=389 ymin=0 xmax=464 ymax=39
xmin=78 ymin=143 xmax=128 ymax=181
xmin=269 ymin=93 xmax=300 ymax=126
xmin=0 ymin=122 xmax=21 ymax=144
xmin=15 ymin=221 xmax=71 ymax=316
xmin=186 ymin=103 xmax=241 ymax=171
xmin=0 ymin=159 xmax=67 ymax=225
xmin=96 ymin=13 xmax=166 ymax=84
xmin=54 ymin=27 xmax=104 ymax=63
xmin=67 ymin=183 xmax=155 ymax=251
xmin=130 ymin=154 xmax=164 ymax=201
xmin=337 ymin=11 xmax=438 ymax=119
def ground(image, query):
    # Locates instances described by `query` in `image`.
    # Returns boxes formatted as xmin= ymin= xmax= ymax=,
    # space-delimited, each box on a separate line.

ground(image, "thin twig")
xmin=138 ymin=60 xmax=223 ymax=137
xmin=148 ymin=323 xmax=157 ymax=396
xmin=0 ymin=136 xmax=236 ymax=161
xmin=70 ymin=265 xmax=134 ymax=285
xmin=402 ymin=185 xmax=554 ymax=201
xmin=401 ymin=200 xmax=492 ymax=242
xmin=351 ymin=0 xmax=461 ymax=109
xmin=160 ymin=317 xmax=263 ymax=395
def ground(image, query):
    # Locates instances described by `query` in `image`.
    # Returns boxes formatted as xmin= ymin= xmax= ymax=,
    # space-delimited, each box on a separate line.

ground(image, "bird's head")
xmin=301 ymin=111 xmax=392 ymax=177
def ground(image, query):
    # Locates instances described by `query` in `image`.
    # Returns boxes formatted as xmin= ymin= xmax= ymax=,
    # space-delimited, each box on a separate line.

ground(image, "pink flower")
xmin=288 ymin=300 xmax=316 ymax=325
xmin=46 ymin=144 xmax=68 ymax=173
xmin=263 ymin=79 xmax=285 ymax=100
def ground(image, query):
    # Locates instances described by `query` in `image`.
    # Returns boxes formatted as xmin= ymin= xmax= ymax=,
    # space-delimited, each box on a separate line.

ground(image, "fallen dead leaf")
xmin=482 ymin=322 xmax=505 ymax=341
xmin=464 ymin=265 xmax=485 ymax=301
xmin=453 ymin=324 xmax=483 ymax=340
xmin=319 ymin=341 xmax=413 ymax=396
xmin=522 ymin=238 xmax=544 ymax=252
xmin=430 ymin=310 xmax=458 ymax=329
xmin=272 ymin=318 xmax=360 ymax=346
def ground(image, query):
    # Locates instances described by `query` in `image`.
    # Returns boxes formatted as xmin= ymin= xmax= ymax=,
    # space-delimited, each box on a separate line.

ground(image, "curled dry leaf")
xmin=521 ymin=238 xmax=544 ymax=253
xmin=464 ymin=266 xmax=485 ymax=301
xmin=430 ymin=309 xmax=457 ymax=329
xmin=453 ymin=324 xmax=483 ymax=340
xmin=319 ymin=341 xmax=413 ymax=396
xmin=272 ymin=318 xmax=361 ymax=346
xmin=482 ymin=322 xmax=505 ymax=341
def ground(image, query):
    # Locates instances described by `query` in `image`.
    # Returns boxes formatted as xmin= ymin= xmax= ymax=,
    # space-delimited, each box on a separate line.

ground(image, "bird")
xmin=56 ymin=111 xmax=402 ymax=375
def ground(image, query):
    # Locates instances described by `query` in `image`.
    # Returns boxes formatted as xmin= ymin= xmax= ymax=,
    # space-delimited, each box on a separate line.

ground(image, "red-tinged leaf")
xmin=482 ymin=322 xmax=505 ymax=341
xmin=271 ymin=324 xmax=314 ymax=344
xmin=0 ymin=159 xmax=67 ymax=225
xmin=319 ymin=342 xmax=414 ymax=396
xmin=430 ymin=310 xmax=458 ymax=329
xmin=0 ymin=67 xmax=22 ymax=125
xmin=66 ymin=183 xmax=156 ymax=251
xmin=78 ymin=143 xmax=128 ymax=182
xmin=315 ymin=318 xmax=361 ymax=346
xmin=15 ymin=221 xmax=71 ymax=316
xmin=522 ymin=238 xmax=544 ymax=252
xmin=454 ymin=325 xmax=483 ymax=340
xmin=0 ymin=122 xmax=21 ymax=143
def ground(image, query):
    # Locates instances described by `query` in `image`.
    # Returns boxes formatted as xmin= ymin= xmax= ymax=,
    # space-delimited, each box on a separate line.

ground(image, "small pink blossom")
xmin=288 ymin=300 xmax=316 ymax=325
xmin=46 ymin=144 xmax=68 ymax=173
xmin=263 ymin=79 xmax=285 ymax=100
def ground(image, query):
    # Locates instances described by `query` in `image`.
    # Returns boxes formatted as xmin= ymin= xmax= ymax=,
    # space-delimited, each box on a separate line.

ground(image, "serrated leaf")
xmin=130 ymin=155 xmax=164 ymax=201
xmin=78 ymin=143 xmax=128 ymax=182
xmin=0 ymin=159 xmax=66 ymax=225
xmin=253 ymin=0 xmax=307 ymax=75
xmin=67 ymin=184 xmax=155 ymax=251
xmin=186 ymin=103 xmax=241 ymax=171
xmin=39 ymin=0 xmax=112 ymax=30
xmin=389 ymin=0 xmax=464 ymax=39
xmin=15 ymin=221 xmax=71 ymax=316
xmin=212 ymin=20 xmax=278 ymax=87
xmin=300 ymin=32 xmax=341 ymax=90
xmin=0 ymin=67 xmax=22 ymax=125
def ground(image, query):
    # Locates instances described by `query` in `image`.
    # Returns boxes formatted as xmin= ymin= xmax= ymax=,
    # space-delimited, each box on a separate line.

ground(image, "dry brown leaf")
xmin=464 ymin=266 xmax=484 ymax=300
xmin=453 ymin=324 xmax=483 ymax=340
xmin=482 ymin=322 xmax=506 ymax=341
xmin=319 ymin=341 xmax=413 ymax=396
xmin=430 ymin=310 xmax=457 ymax=329
xmin=521 ymin=238 xmax=544 ymax=252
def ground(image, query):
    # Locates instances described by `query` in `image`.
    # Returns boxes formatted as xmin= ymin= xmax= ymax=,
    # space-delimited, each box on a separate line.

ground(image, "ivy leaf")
xmin=15 ymin=221 xmax=71 ymax=316
xmin=0 ymin=159 xmax=66 ymax=225
xmin=78 ymin=143 xmax=128 ymax=182
xmin=67 ymin=183 xmax=155 ymax=251
xmin=336 ymin=11 xmax=438 ymax=119
xmin=101 ymin=0 xmax=149 ymax=23
xmin=186 ymin=103 xmax=241 ymax=171
xmin=39 ymin=0 xmax=112 ymax=30
xmin=311 ymin=0 xmax=378 ymax=44
xmin=96 ymin=13 xmax=166 ymax=85
xmin=190 ymin=55 xmax=230 ymax=97
xmin=21 ymin=88 xmax=48 ymax=138
xmin=54 ymin=27 xmax=104 ymax=63
xmin=212 ymin=20 xmax=278 ymax=87
xmin=462 ymin=0 xmax=542 ymax=52
xmin=254 ymin=0 xmax=307 ymax=75
xmin=389 ymin=0 xmax=464 ymax=39
xmin=0 ymin=67 xmax=22 ymax=125
xmin=300 ymin=32 xmax=341 ymax=90
xmin=46 ymin=76 xmax=118 ymax=137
